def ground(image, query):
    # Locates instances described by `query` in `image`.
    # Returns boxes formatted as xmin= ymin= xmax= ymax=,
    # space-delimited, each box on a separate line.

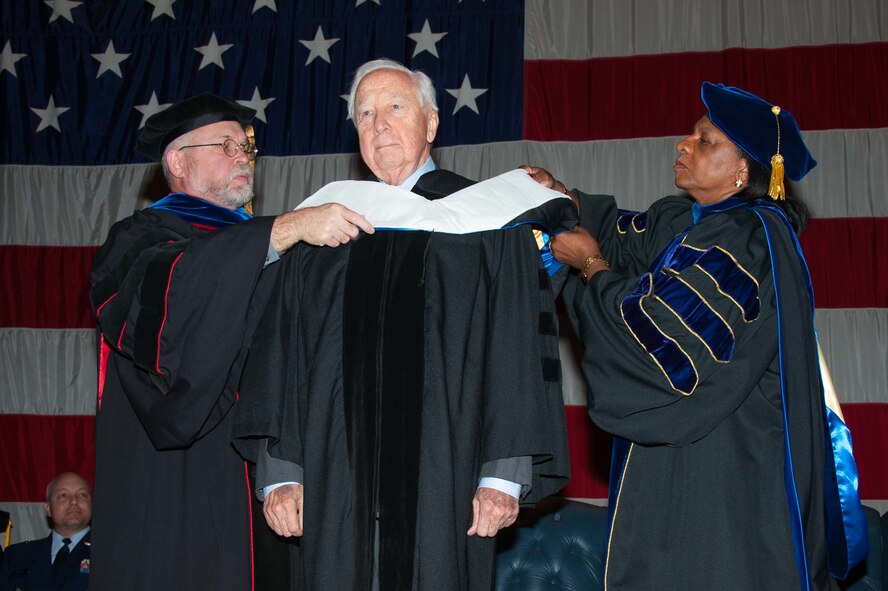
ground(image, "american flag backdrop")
xmin=2 ymin=0 xmax=887 ymax=543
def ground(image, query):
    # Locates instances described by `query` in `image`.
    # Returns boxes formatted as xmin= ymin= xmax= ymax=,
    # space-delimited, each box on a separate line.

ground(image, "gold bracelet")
xmin=581 ymin=254 xmax=608 ymax=282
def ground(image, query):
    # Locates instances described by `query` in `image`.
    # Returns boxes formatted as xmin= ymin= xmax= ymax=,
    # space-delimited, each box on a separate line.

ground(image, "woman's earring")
xmin=735 ymin=179 xmax=743 ymax=188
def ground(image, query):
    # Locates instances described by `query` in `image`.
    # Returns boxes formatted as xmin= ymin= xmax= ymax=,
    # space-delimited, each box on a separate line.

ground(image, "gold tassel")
xmin=767 ymin=106 xmax=785 ymax=200
xmin=244 ymin=124 xmax=256 ymax=215
xmin=768 ymin=153 xmax=785 ymax=201
xmin=3 ymin=514 xmax=11 ymax=549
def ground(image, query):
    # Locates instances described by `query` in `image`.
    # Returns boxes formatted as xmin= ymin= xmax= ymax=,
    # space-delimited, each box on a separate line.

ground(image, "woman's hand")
xmin=519 ymin=165 xmax=557 ymax=190
xmin=550 ymin=226 xmax=606 ymax=274
xmin=519 ymin=165 xmax=578 ymax=211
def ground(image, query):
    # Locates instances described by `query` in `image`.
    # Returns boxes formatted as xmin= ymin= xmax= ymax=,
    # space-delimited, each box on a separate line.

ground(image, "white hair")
xmin=346 ymin=58 xmax=438 ymax=125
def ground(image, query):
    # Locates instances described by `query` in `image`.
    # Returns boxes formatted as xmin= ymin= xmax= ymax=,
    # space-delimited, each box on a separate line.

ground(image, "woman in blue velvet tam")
xmin=535 ymin=82 xmax=868 ymax=590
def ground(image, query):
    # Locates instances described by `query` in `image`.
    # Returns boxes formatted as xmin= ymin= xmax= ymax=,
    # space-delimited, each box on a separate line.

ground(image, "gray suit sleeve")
xmin=479 ymin=456 xmax=532 ymax=499
xmin=256 ymin=439 xmax=303 ymax=501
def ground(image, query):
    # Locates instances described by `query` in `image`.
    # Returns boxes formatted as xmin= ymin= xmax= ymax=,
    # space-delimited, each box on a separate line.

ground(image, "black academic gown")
xmin=89 ymin=196 xmax=280 ymax=590
xmin=0 ymin=531 xmax=91 ymax=591
xmin=234 ymin=170 xmax=571 ymax=591
xmin=565 ymin=192 xmax=839 ymax=590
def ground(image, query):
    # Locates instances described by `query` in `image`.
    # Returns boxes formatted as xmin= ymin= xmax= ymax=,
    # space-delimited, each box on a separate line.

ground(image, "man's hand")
xmin=271 ymin=204 xmax=375 ymax=252
xmin=467 ymin=487 xmax=519 ymax=537
xmin=263 ymin=483 xmax=304 ymax=537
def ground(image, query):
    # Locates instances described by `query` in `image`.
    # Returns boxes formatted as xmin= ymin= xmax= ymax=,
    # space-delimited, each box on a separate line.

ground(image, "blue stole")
xmin=607 ymin=197 xmax=866 ymax=587
xmin=148 ymin=193 xmax=251 ymax=229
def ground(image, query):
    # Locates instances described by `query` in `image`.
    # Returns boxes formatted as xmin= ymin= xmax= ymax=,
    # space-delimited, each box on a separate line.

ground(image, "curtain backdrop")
xmin=2 ymin=0 xmax=886 ymax=543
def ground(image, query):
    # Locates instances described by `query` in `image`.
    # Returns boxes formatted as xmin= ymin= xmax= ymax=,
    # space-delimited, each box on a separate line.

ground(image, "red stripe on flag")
xmin=562 ymin=404 xmax=610 ymax=499
xmin=0 ymin=245 xmax=98 ymax=329
xmin=525 ymin=42 xmax=888 ymax=141
xmin=3 ymin=219 xmax=883 ymax=329
xmin=0 ymin=415 xmax=95 ymax=502
xmin=800 ymin=218 xmax=888 ymax=309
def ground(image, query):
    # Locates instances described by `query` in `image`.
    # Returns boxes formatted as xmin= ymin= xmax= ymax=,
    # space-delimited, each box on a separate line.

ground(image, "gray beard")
xmin=215 ymin=182 xmax=254 ymax=209
xmin=195 ymin=165 xmax=254 ymax=209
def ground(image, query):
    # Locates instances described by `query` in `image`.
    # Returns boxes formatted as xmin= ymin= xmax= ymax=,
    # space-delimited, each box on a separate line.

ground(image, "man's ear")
xmin=165 ymin=148 xmax=186 ymax=179
xmin=44 ymin=502 xmax=51 ymax=518
xmin=426 ymin=109 xmax=439 ymax=144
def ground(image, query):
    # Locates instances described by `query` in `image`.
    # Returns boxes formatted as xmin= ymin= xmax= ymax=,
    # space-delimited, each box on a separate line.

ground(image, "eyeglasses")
xmin=178 ymin=138 xmax=258 ymax=161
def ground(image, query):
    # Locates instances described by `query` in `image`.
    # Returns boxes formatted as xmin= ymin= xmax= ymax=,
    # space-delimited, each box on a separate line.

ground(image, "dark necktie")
xmin=52 ymin=537 xmax=71 ymax=576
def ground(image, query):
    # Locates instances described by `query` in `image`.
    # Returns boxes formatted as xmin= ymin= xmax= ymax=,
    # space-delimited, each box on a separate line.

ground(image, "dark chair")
xmin=841 ymin=505 xmax=885 ymax=590
xmin=495 ymin=498 xmax=607 ymax=590
xmin=495 ymin=499 xmax=886 ymax=591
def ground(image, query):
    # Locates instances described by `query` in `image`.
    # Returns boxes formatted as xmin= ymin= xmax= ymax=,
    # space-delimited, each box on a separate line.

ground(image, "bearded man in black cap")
xmin=88 ymin=93 xmax=372 ymax=591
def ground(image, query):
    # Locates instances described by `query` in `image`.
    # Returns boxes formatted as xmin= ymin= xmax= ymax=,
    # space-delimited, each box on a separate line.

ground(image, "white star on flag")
xmin=44 ymin=0 xmax=82 ymax=24
xmin=237 ymin=88 xmax=276 ymax=124
xmin=31 ymin=95 xmax=70 ymax=132
xmin=91 ymin=41 xmax=131 ymax=79
xmin=299 ymin=27 xmax=340 ymax=65
xmin=1 ymin=41 xmax=27 ymax=77
xmin=252 ymin=0 xmax=277 ymax=13
xmin=195 ymin=33 xmax=234 ymax=71
xmin=408 ymin=19 xmax=447 ymax=59
xmin=445 ymin=74 xmax=488 ymax=115
xmin=340 ymin=94 xmax=353 ymax=117
xmin=145 ymin=0 xmax=176 ymax=21
xmin=135 ymin=92 xmax=174 ymax=129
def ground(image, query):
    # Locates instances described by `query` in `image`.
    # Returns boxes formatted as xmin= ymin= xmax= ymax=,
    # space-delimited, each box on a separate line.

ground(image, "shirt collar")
xmin=52 ymin=526 xmax=90 ymax=551
xmin=377 ymin=157 xmax=436 ymax=191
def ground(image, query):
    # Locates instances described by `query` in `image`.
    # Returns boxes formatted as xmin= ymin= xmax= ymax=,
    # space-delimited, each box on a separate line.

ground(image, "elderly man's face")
xmin=354 ymin=69 xmax=439 ymax=186
xmin=44 ymin=473 xmax=92 ymax=536
xmin=170 ymin=120 xmax=254 ymax=209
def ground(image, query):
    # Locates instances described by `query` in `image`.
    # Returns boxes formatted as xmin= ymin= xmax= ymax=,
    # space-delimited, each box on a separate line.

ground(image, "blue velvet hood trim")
xmin=148 ymin=193 xmax=251 ymax=229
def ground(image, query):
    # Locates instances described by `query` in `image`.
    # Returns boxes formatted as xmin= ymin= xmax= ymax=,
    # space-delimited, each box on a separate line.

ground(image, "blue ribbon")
xmin=537 ymin=229 xmax=567 ymax=276
xmin=823 ymin=408 xmax=868 ymax=577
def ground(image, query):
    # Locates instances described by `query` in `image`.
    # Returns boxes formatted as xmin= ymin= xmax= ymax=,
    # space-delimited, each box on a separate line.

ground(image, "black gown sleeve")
xmin=479 ymin=226 xmax=570 ymax=502
xmin=572 ymin=205 xmax=780 ymax=446
xmin=231 ymin=244 xmax=304 ymax=466
xmin=90 ymin=209 xmax=275 ymax=449
xmin=574 ymin=191 xmax=695 ymax=276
